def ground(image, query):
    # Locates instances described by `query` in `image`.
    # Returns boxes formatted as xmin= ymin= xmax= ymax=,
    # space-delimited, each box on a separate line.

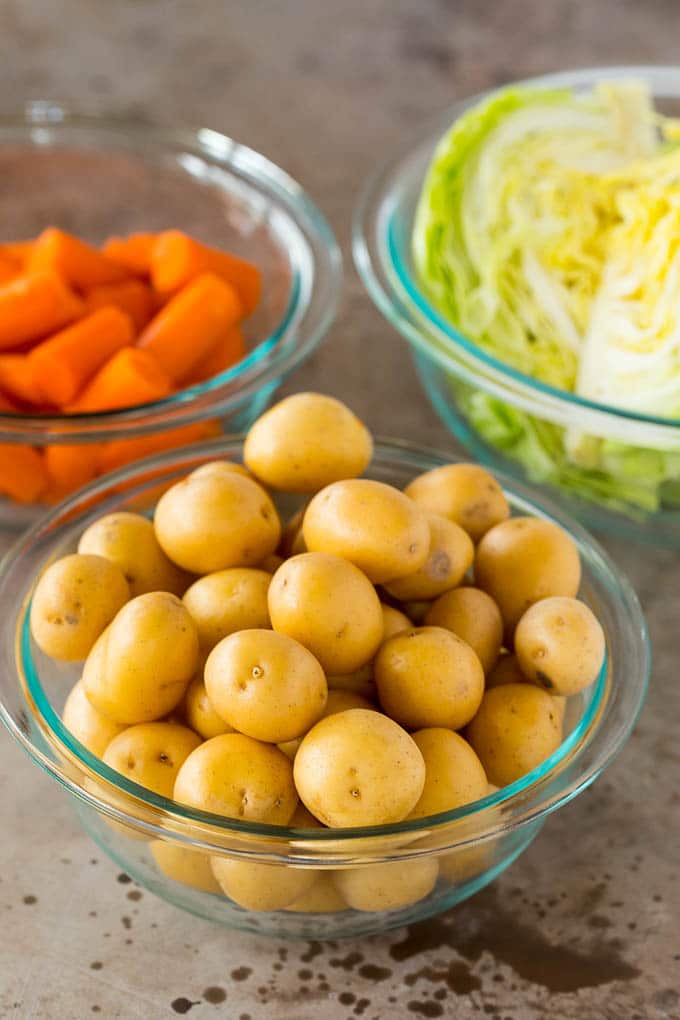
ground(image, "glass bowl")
xmin=0 ymin=101 xmax=342 ymax=530
xmin=0 ymin=437 xmax=649 ymax=938
xmin=354 ymin=65 xmax=680 ymax=545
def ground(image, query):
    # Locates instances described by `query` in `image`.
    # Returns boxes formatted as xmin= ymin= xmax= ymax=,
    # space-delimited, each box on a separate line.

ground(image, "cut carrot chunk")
xmin=99 ymin=421 xmax=221 ymax=474
xmin=0 ymin=354 xmax=41 ymax=406
xmin=151 ymin=230 xmax=261 ymax=315
xmin=103 ymin=233 xmax=156 ymax=277
xmin=1 ymin=240 xmax=35 ymax=267
xmin=29 ymin=228 xmax=129 ymax=290
xmin=0 ymin=391 xmax=21 ymax=413
xmin=84 ymin=279 xmax=155 ymax=333
xmin=66 ymin=347 xmax=172 ymax=414
xmin=182 ymin=325 xmax=246 ymax=385
xmin=29 ymin=306 xmax=134 ymax=407
xmin=45 ymin=443 xmax=101 ymax=493
xmin=0 ymin=255 xmax=18 ymax=284
xmin=137 ymin=272 xmax=242 ymax=383
xmin=0 ymin=272 xmax=84 ymax=352
xmin=0 ymin=444 xmax=49 ymax=503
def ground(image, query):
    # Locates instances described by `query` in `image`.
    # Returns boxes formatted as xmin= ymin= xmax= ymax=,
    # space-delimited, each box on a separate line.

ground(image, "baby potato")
xmin=62 ymin=680 xmax=127 ymax=757
xmin=327 ymin=663 xmax=377 ymax=701
xmin=466 ymin=683 xmax=563 ymax=787
xmin=278 ymin=689 xmax=375 ymax=760
xmin=375 ymin=627 xmax=484 ymax=731
xmin=278 ymin=506 xmax=308 ymax=558
xmin=285 ymin=873 xmax=347 ymax=913
xmin=78 ymin=512 xmax=189 ymax=598
xmin=150 ymin=840 xmax=222 ymax=894
xmin=439 ymin=843 xmax=495 ymax=886
xmin=268 ymin=552 xmax=383 ymax=675
xmin=103 ymin=722 xmax=201 ymax=798
xmin=294 ymin=708 xmax=425 ymax=827
xmin=154 ymin=471 xmax=280 ymax=574
xmin=333 ymin=858 xmax=438 ymax=912
xmin=182 ymin=568 xmax=271 ymax=651
xmin=182 ymin=675 xmax=233 ymax=740
xmin=30 ymin=554 xmax=130 ymax=662
xmin=303 ymin=479 xmax=430 ymax=584
xmin=475 ymin=517 xmax=581 ymax=637
xmin=424 ymin=586 xmax=503 ymax=674
xmin=211 ymin=858 xmax=317 ymax=912
xmin=259 ymin=553 xmax=285 ymax=573
xmin=400 ymin=599 xmax=431 ymax=624
xmin=189 ymin=460 xmax=253 ymax=482
xmin=384 ymin=514 xmax=474 ymax=602
xmin=244 ymin=392 xmax=373 ymax=492
xmin=174 ymin=733 xmax=297 ymax=824
xmin=405 ymin=463 xmax=509 ymax=542
xmin=408 ymin=729 xmax=488 ymax=819
xmin=205 ymin=629 xmax=327 ymax=743
xmin=83 ymin=592 xmax=199 ymax=724
xmin=486 ymin=652 xmax=526 ymax=688
xmin=381 ymin=604 xmax=412 ymax=640
xmin=514 ymin=596 xmax=605 ymax=697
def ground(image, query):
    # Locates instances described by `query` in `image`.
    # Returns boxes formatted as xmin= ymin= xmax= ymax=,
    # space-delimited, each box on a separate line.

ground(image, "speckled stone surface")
xmin=1 ymin=2 xmax=679 ymax=1018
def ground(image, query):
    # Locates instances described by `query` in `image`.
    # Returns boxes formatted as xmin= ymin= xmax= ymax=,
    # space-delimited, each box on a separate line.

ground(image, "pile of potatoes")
xmin=30 ymin=393 xmax=606 ymax=915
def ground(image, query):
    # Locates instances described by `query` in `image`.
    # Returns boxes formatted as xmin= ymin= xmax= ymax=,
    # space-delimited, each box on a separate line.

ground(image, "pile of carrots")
xmin=0 ymin=228 xmax=261 ymax=504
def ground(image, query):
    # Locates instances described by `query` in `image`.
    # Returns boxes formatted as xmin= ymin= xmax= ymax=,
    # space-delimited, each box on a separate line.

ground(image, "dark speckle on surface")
xmin=329 ymin=951 xmax=364 ymax=971
xmin=22 ymin=895 xmax=37 ymax=905
xmin=121 ymin=916 xmax=132 ymax=930
xmin=116 ymin=873 xmax=132 ymax=884
xmin=407 ymin=1002 xmax=445 ymax=1018
xmin=170 ymin=998 xmax=200 ymax=1015
xmin=301 ymin=941 xmax=323 ymax=963
xmin=231 ymin=966 xmax=252 ymax=982
xmin=203 ymin=986 xmax=227 ymax=1004
xmin=90 ymin=961 xmax=103 ymax=971
xmin=126 ymin=890 xmax=142 ymax=902
xmin=357 ymin=964 xmax=392 ymax=982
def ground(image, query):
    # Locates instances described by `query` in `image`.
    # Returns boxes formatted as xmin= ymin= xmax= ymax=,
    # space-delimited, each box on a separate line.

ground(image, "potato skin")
xmin=189 ymin=460 xmax=253 ymax=482
xmin=268 ymin=552 xmax=383 ymax=675
xmin=30 ymin=553 xmax=130 ymax=662
xmin=154 ymin=471 xmax=280 ymax=574
xmin=150 ymin=840 xmax=222 ymax=894
xmin=380 ymin=604 xmax=412 ymax=640
xmin=514 ymin=596 xmax=605 ymax=696
xmin=78 ymin=512 xmax=188 ymax=597
xmin=333 ymin=858 xmax=438 ymax=912
xmin=425 ymin=586 xmax=503 ymax=674
xmin=182 ymin=675 xmax=233 ymax=740
xmin=244 ymin=392 xmax=373 ymax=493
xmin=62 ymin=681 xmax=126 ymax=757
xmin=183 ymin=568 xmax=271 ymax=651
xmin=82 ymin=592 xmax=199 ymax=724
xmin=103 ymin=722 xmax=201 ymax=797
xmin=285 ymin=873 xmax=347 ymax=913
xmin=405 ymin=463 xmax=509 ymax=542
xmin=408 ymin=729 xmax=488 ymax=819
xmin=294 ymin=708 xmax=425 ymax=827
xmin=278 ymin=688 xmax=374 ymax=760
xmin=303 ymin=479 xmax=430 ymax=584
xmin=211 ymin=858 xmax=317 ymax=911
xmin=384 ymin=514 xmax=474 ymax=601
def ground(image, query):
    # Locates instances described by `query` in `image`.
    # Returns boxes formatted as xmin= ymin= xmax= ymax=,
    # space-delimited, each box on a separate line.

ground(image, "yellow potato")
xmin=154 ymin=471 xmax=280 ymax=574
xmin=475 ymin=517 xmax=581 ymax=637
xmin=439 ymin=843 xmax=495 ymax=885
xmin=384 ymin=514 xmax=474 ymax=601
xmin=405 ymin=463 xmax=509 ymax=542
xmin=425 ymin=586 xmax=503 ymax=674
xmin=514 ymin=596 xmax=605 ymax=696
xmin=285 ymin=873 xmax=347 ymax=913
xmin=182 ymin=568 xmax=271 ymax=651
xmin=173 ymin=733 xmax=298 ymax=824
xmin=62 ymin=680 xmax=127 ymax=758
xmin=182 ymin=675 xmax=233 ymax=740
xmin=278 ymin=506 xmax=308 ymax=558
xmin=294 ymin=708 xmax=425 ymax=827
xmin=289 ymin=801 xmax=325 ymax=827
xmin=189 ymin=460 xmax=253 ymax=482
xmin=408 ymin=729 xmax=488 ymax=819
xmin=303 ymin=479 xmax=430 ymax=584
xmin=211 ymin=857 xmax=317 ymax=911
xmin=205 ymin=629 xmax=327 ymax=743
xmin=244 ymin=393 xmax=373 ymax=492
xmin=259 ymin=553 xmax=285 ymax=574
xmin=485 ymin=653 xmax=567 ymax=721
xmin=381 ymin=604 xmax=411 ymax=640
xmin=466 ymin=683 xmax=563 ymax=787
xmin=400 ymin=600 xmax=431 ymax=624
xmin=30 ymin=554 xmax=130 ymax=662
xmin=150 ymin=840 xmax=222 ymax=894
xmin=83 ymin=592 xmax=199 ymax=724
xmin=333 ymin=858 xmax=438 ymax=912
xmin=103 ymin=722 xmax=201 ymax=797
xmin=375 ymin=626 xmax=484 ymax=731
xmin=327 ymin=664 xmax=376 ymax=700
xmin=278 ymin=689 xmax=374 ymax=760
xmin=268 ymin=553 xmax=383 ymax=675
xmin=78 ymin=512 xmax=189 ymax=597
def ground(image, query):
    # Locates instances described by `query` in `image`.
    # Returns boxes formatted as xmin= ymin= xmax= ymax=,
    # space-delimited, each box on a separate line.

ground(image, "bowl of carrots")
xmin=0 ymin=101 xmax=341 ymax=526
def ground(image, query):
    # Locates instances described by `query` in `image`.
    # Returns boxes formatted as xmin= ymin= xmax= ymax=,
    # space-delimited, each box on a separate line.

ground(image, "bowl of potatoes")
xmin=0 ymin=394 xmax=649 ymax=938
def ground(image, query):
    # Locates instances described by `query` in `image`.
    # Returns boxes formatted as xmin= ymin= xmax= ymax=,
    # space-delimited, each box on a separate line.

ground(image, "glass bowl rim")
xmin=353 ymin=64 xmax=680 ymax=444
xmin=0 ymin=434 xmax=650 ymax=856
xmin=0 ymin=101 xmax=342 ymax=442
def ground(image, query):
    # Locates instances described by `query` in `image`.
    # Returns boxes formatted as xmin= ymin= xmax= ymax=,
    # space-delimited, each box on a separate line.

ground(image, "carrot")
xmin=0 ymin=444 xmax=49 ymax=503
xmin=182 ymin=325 xmax=246 ymax=385
xmin=1 ymin=240 xmax=35 ymax=266
xmin=102 ymin=233 xmax=156 ymax=277
xmin=0 ymin=354 xmax=41 ymax=406
xmin=0 ymin=272 xmax=84 ymax=352
xmin=66 ymin=346 xmax=172 ymax=414
xmin=29 ymin=306 xmax=134 ymax=407
xmin=0 ymin=255 xmax=18 ymax=284
xmin=0 ymin=391 xmax=21 ymax=413
xmin=137 ymin=272 xmax=242 ymax=383
xmin=29 ymin=228 xmax=129 ymax=291
xmin=84 ymin=279 xmax=155 ymax=333
xmin=151 ymin=230 xmax=261 ymax=315
xmin=45 ymin=443 xmax=101 ymax=493
xmin=98 ymin=420 xmax=221 ymax=474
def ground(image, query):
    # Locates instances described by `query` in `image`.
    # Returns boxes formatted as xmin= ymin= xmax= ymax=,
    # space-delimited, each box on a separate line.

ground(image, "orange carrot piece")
xmin=182 ymin=325 xmax=246 ymax=385
xmin=137 ymin=272 xmax=242 ymax=384
xmin=0 ymin=354 xmax=41 ymax=406
xmin=99 ymin=420 xmax=221 ymax=474
xmin=84 ymin=279 xmax=155 ymax=333
xmin=151 ymin=230 xmax=261 ymax=315
xmin=102 ymin=233 xmax=156 ymax=277
xmin=0 ymin=272 xmax=84 ymax=352
xmin=45 ymin=443 xmax=101 ymax=494
xmin=29 ymin=306 xmax=134 ymax=407
xmin=0 ymin=444 xmax=49 ymax=503
xmin=1 ymin=240 xmax=35 ymax=267
xmin=0 ymin=391 xmax=21 ymax=413
xmin=66 ymin=347 xmax=172 ymax=414
xmin=0 ymin=255 xmax=18 ymax=284
xmin=28 ymin=228 xmax=130 ymax=291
